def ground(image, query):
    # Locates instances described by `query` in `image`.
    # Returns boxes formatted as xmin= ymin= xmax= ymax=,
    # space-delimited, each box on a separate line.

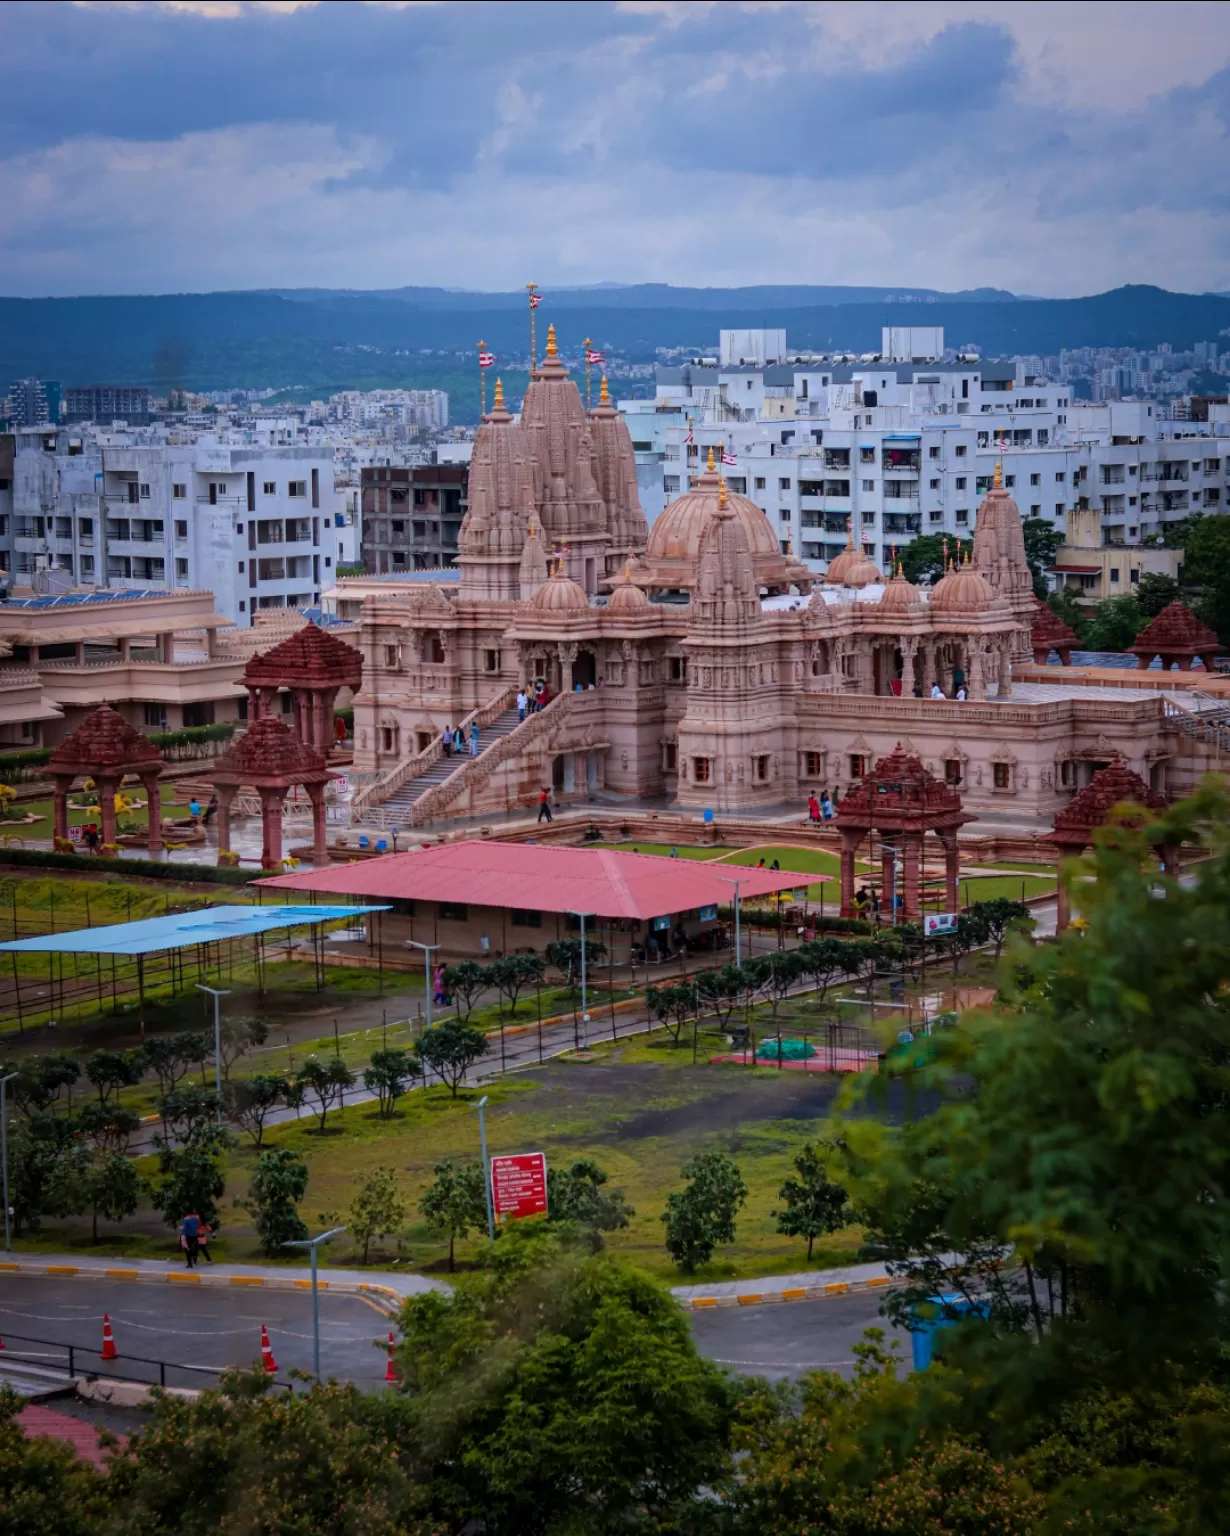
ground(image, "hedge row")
xmin=0 ymin=847 xmax=258 ymax=885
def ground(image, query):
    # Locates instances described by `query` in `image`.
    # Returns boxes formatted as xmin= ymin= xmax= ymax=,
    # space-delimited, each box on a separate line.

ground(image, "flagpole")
xmin=526 ymin=283 xmax=539 ymax=372
xmin=584 ymin=337 xmax=592 ymax=410
xmin=478 ymin=339 xmax=487 ymax=418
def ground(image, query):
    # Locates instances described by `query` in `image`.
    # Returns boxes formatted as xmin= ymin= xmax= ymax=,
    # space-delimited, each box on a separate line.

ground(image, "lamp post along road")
xmin=282 ymin=1225 xmax=345 ymax=1381
xmin=567 ymin=911 xmax=593 ymax=1041
xmin=405 ymin=940 xmax=440 ymax=1033
xmin=196 ymin=984 xmax=231 ymax=1125
xmin=476 ymin=1095 xmax=495 ymax=1240
xmin=720 ymin=878 xmax=746 ymax=963
xmin=1 ymin=1071 xmax=16 ymax=1252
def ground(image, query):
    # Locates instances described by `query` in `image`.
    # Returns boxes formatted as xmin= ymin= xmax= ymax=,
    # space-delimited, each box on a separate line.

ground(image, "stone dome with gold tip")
xmin=606 ymin=565 xmax=651 ymax=613
xmin=530 ymin=558 xmax=589 ymax=614
xmin=877 ymin=562 xmax=922 ymax=612
xmin=930 ymin=551 xmax=994 ymax=614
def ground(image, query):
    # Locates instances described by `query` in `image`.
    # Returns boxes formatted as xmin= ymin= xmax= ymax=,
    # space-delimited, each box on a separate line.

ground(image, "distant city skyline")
xmin=1 ymin=1 xmax=1229 ymax=299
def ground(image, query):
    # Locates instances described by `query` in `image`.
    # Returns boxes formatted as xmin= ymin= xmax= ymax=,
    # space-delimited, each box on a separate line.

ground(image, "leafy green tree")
xmin=745 ymin=948 xmax=803 ymax=1032
xmin=76 ymin=1101 xmax=141 ymax=1154
xmin=81 ymin=1150 xmax=142 ymax=1242
xmin=0 ymin=1052 xmax=80 ymax=1115
xmin=362 ymin=1048 xmax=418 ymax=1117
xmin=244 ymin=1147 xmax=309 ymax=1257
xmin=898 ymin=533 xmax=973 ymax=585
xmin=1182 ymin=511 xmax=1230 ymax=643
xmin=142 ymin=1031 xmax=208 ymax=1096
xmin=156 ymin=1084 xmax=220 ymax=1144
xmin=218 ymin=1015 xmax=269 ymax=1080
xmin=223 ymin=1072 xmax=287 ymax=1146
xmin=696 ymin=963 xmax=746 ymax=1031
xmin=348 ymin=1164 xmax=405 ymax=1264
xmin=84 ymin=1048 xmax=144 ymax=1107
xmin=970 ymin=896 xmax=1032 ymax=961
xmin=0 ymin=1386 xmax=112 ymax=1534
xmin=662 ymin=1149 xmax=747 ymax=1272
xmin=418 ymin=1159 xmax=487 ymax=1271
xmin=417 ymin=1018 xmax=489 ymax=1097
xmin=772 ymin=1143 xmax=852 ymax=1261
xmin=646 ymin=981 xmax=694 ymax=1045
xmin=487 ymin=952 xmax=544 ymax=1018
xmin=148 ymin=1131 xmax=228 ymax=1231
xmin=441 ymin=959 xmax=487 ymax=1022
xmin=1021 ymin=516 xmax=1065 ymax=599
xmin=296 ymin=1055 xmax=355 ymax=1131
xmin=1082 ymin=592 xmax=1143 ymax=652
xmin=545 ymin=935 xmax=607 ymax=991
xmin=7 ymin=1113 xmax=80 ymax=1236
xmin=546 ymin=1158 xmax=634 ymax=1241
xmin=395 ymin=1224 xmax=732 ymax=1531
xmin=1046 ymin=586 xmax=1089 ymax=642
xmin=1135 ymin=570 xmax=1181 ymax=618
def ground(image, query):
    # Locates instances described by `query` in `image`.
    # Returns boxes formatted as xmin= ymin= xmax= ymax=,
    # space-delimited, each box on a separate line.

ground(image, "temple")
xmin=338 ymin=334 xmax=1225 ymax=834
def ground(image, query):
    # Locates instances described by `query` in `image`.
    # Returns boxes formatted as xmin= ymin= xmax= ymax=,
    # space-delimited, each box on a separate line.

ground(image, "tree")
xmin=748 ymin=948 xmax=803 ymax=1032
xmin=142 ymin=1032 xmax=209 ymax=1096
xmin=218 ymin=1015 xmax=269 ymax=1080
xmin=794 ymin=938 xmax=848 ymax=1004
xmin=296 ymin=1055 xmax=355 ymax=1131
xmin=418 ymin=1018 xmax=489 ymax=1097
xmin=1083 ymin=592 xmax=1143 ymax=652
xmin=696 ymin=964 xmax=746 ymax=1031
xmin=148 ymin=1132 xmax=228 ymax=1231
xmin=157 ymin=1084 xmax=220 ymax=1144
xmin=1182 ymin=511 xmax=1230 ymax=643
xmin=1046 ymin=586 xmax=1089 ymax=641
xmin=362 ymin=1048 xmax=418 ymax=1117
xmin=0 ymin=1051 xmax=80 ymax=1115
xmin=244 ymin=1147 xmax=309 ymax=1257
xmin=546 ymin=1158 xmax=633 ymax=1242
xmin=661 ymin=1150 xmax=747 ymax=1272
xmin=1135 ymin=570 xmax=1181 ymax=618
xmin=545 ymin=935 xmax=607 ymax=990
xmin=349 ymin=1165 xmax=406 ymax=1264
xmin=898 ymin=533 xmax=972 ymax=585
xmin=84 ymin=1048 xmax=144 ymax=1107
xmin=224 ymin=1073 xmax=288 ymax=1146
xmin=772 ymin=1143 xmax=852 ymax=1261
xmin=1021 ymin=516 xmax=1065 ymax=599
xmin=646 ymin=982 xmax=693 ymax=1045
xmin=441 ymin=960 xmax=488 ymax=1022
xmin=488 ymin=953 xmax=544 ymax=1019
xmin=0 ymin=1387 xmax=112 ymax=1534
xmin=81 ymin=1150 xmax=141 ymax=1242
xmin=76 ymin=1101 xmax=141 ymax=1154
xmin=7 ymin=1113 xmax=81 ymax=1236
xmin=418 ymin=1159 xmax=487 ymax=1271
xmin=970 ymin=896 xmax=1033 ymax=961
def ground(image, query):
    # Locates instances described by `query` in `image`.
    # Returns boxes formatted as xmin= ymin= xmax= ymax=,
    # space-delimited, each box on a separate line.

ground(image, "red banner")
xmin=490 ymin=1152 xmax=548 ymax=1222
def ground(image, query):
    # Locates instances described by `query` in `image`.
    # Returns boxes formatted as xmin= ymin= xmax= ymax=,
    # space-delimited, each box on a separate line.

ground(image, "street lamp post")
xmin=195 ymin=984 xmax=230 ymax=1126
xmin=282 ymin=1225 xmax=345 ymax=1381
xmin=405 ymin=940 xmax=440 ymax=1034
xmin=719 ymin=878 xmax=746 ymax=963
xmin=566 ymin=911 xmax=593 ymax=1039
xmin=1 ymin=1071 xmax=16 ymax=1252
xmin=475 ymin=1094 xmax=495 ymax=1240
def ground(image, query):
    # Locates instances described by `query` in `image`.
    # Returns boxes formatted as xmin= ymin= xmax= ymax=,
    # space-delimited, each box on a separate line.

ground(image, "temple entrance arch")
xmin=573 ymin=649 xmax=597 ymax=689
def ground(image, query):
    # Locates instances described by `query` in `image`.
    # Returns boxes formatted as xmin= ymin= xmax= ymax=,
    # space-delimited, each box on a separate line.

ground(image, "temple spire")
xmin=545 ymin=323 xmax=558 ymax=359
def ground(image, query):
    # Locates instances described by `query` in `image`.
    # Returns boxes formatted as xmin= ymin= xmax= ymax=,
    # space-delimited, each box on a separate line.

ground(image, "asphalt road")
xmin=0 ymin=1273 xmax=393 ymax=1391
xmin=1 ymin=1273 xmax=907 ymax=1395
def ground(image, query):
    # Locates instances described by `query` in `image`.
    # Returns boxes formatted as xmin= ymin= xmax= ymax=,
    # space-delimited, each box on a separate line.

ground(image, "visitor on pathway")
xmin=452 ymin=727 xmax=464 ymax=754
xmin=203 ymin=794 xmax=218 ymax=827
xmin=956 ymin=685 xmax=967 ymax=701
xmin=821 ymin=790 xmax=835 ymax=820
xmin=516 ymin=689 xmax=528 ymax=722
xmin=189 ymin=797 xmax=201 ymax=822
xmin=442 ymin=726 xmax=453 ymax=758
xmin=196 ymin=1215 xmax=215 ymax=1264
xmin=179 ymin=1212 xmax=200 ymax=1269
xmin=334 ymin=715 xmax=347 ymax=744
xmin=930 ymin=683 xmax=945 ymax=699
xmin=432 ymin=964 xmax=448 ymax=1006
xmin=669 ymin=846 xmax=679 ymax=858
xmin=808 ymin=793 xmax=821 ymax=824
xmin=469 ymin=723 xmax=480 ymax=756
xmin=538 ymin=787 xmax=553 ymax=823
xmin=870 ymin=887 xmax=881 ymax=919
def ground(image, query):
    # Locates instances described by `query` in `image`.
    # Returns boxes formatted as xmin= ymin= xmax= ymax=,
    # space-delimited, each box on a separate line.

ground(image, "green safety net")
xmin=755 ymin=1038 xmax=816 ymax=1061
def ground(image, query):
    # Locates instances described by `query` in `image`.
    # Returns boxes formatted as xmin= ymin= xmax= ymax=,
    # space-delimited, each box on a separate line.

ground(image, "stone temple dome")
xmin=930 ymin=555 xmax=994 ymax=613
xmin=844 ymin=552 xmax=883 ymax=589
xmin=606 ymin=566 xmax=651 ymax=613
xmin=878 ymin=563 xmax=922 ymax=612
xmin=530 ymin=561 xmax=590 ymax=614
xmin=824 ymin=533 xmax=860 ymax=585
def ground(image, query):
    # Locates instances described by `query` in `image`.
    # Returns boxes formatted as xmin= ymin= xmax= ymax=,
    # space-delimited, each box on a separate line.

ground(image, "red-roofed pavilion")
xmin=1044 ymin=758 xmax=1169 ymax=931
xmin=243 ymin=622 xmax=362 ymax=752
xmin=210 ymin=716 xmax=335 ymax=870
xmin=834 ymin=746 xmax=973 ymax=920
xmin=1031 ymin=598 xmax=1078 ymax=665
xmin=1130 ymin=601 xmax=1221 ymax=672
xmin=47 ymin=703 xmax=164 ymax=856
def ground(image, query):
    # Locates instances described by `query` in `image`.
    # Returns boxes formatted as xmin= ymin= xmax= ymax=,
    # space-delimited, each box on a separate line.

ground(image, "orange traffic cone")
xmin=260 ymin=1324 xmax=277 ymax=1374
xmin=100 ymin=1313 xmax=118 ymax=1362
xmin=384 ymin=1332 xmax=397 ymax=1384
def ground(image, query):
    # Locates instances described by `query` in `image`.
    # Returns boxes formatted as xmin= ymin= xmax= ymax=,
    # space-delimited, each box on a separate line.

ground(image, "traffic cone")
xmin=100 ymin=1314 xmax=118 ymax=1362
xmin=384 ymin=1331 xmax=397 ymax=1384
xmin=260 ymin=1324 xmax=277 ymax=1374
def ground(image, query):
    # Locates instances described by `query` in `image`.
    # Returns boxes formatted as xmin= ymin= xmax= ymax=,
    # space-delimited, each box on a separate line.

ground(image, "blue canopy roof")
xmin=0 ymin=903 xmax=388 ymax=957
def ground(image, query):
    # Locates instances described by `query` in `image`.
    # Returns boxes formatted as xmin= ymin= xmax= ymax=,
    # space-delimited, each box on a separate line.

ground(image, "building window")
xmin=755 ymin=755 xmax=769 ymax=781
xmin=754 ymin=477 xmax=766 ymax=491
xmin=693 ymin=757 xmax=711 ymax=784
xmin=955 ymin=477 xmax=966 ymax=490
xmin=1055 ymin=472 xmax=1066 ymax=483
xmin=1030 ymin=473 xmax=1041 ymax=486
xmin=804 ymin=751 xmax=822 ymax=776
xmin=993 ymin=762 xmax=1011 ymax=790
xmin=143 ymin=703 xmax=167 ymax=728
xmin=1055 ymin=503 xmax=1065 ymax=516
xmin=384 ymin=645 xmax=399 ymax=668
xmin=484 ymin=649 xmax=501 ymax=672
xmin=1060 ymin=760 xmax=1075 ymax=787
xmin=263 ymin=481 xmax=276 ymax=495
xmin=391 ymin=520 xmax=405 ymax=535
xmin=1005 ymin=475 xmax=1015 ymax=488
xmin=288 ymin=481 xmax=306 ymax=497
xmin=663 ymin=476 xmax=680 ymax=494
xmin=172 ymin=483 xmax=187 ymax=499
xmin=1031 ymin=504 xmax=1042 ymax=516
xmin=669 ymin=656 xmax=687 ymax=682
xmin=929 ymin=446 xmax=941 ymax=459
xmin=955 ymin=444 xmax=967 ymax=457
xmin=1110 ymin=568 xmax=1120 ymax=583
xmin=439 ymin=902 xmax=469 ymax=922
xmin=862 ymin=479 xmax=875 ymax=492
xmin=511 ymin=909 xmax=542 ymax=928
xmin=929 ymin=478 xmax=940 ymax=490
xmin=238 ymin=600 xmax=246 ymax=612
xmin=944 ymin=759 xmax=963 ymax=786
xmin=174 ymin=519 xmax=187 ymax=539
xmin=849 ymin=754 xmax=866 ymax=779
xmin=175 ymin=558 xmax=188 ymax=578
xmin=955 ymin=509 xmax=969 ymax=525
xmin=139 ymin=483 xmax=150 ymax=499
xmin=664 ymin=742 xmax=678 ymax=772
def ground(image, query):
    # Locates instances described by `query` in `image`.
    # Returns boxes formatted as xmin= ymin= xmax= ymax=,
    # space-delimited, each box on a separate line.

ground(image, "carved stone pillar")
xmin=900 ymin=638 xmax=919 ymax=697
xmin=902 ymin=834 xmax=923 ymax=921
xmin=839 ymin=828 xmax=859 ymax=917
xmin=922 ymin=642 xmax=937 ymax=694
xmin=939 ymin=829 xmax=960 ymax=912
xmin=216 ymin=784 xmax=236 ymax=857
xmin=997 ymin=641 xmax=1014 ymax=700
xmin=142 ymin=771 xmax=163 ymax=856
xmin=258 ymin=785 xmax=286 ymax=871
xmin=307 ymin=781 xmax=329 ymax=867
xmin=97 ymin=775 xmax=119 ymax=852
xmin=968 ymin=640 xmax=987 ymax=702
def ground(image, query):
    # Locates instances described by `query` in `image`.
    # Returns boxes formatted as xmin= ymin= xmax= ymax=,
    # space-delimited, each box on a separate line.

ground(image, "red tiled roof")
xmin=1131 ymin=600 xmax=1221 ymax=657
xmin=48 ymin=703 xmax=162 ymax=774
xmin=835 ymin=747 xmax=972 ymax=833
xmin=1031 ymin=597 xmax=1079 ymax=649
xmin=258 ymin=841 xmax=825 ymax=921
xmin=1045 ymin=759 xmax=1165 ymax=845
xmin=211 ymin=716 xmax=332 ymax=787
xmin=244 ymin=622 xmax=362 ymax=689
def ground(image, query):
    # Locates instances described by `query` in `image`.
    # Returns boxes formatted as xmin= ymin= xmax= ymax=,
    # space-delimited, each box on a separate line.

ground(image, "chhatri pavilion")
xmin=344 ymin=325 xmax=1226 ymax=832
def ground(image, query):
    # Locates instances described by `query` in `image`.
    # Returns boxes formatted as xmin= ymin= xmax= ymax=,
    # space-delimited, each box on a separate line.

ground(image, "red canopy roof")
xmin=258 ymin=841 xmax=825 ymax=921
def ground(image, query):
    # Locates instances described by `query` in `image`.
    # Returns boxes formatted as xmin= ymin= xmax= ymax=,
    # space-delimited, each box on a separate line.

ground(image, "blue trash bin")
xmin=703 ymin=808 xmax=714 ymax=824
xmin=909 ymin=1294 xmax=990 ymax=1370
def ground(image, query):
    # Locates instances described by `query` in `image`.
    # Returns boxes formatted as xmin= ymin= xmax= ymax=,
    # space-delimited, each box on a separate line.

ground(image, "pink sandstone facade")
xmin=348 ymin=330 xmax=1225 ymax=833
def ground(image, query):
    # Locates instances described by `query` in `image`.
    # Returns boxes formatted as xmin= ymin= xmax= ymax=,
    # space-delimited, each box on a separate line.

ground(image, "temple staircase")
xmin=378 ymin=706 xmax=523 ymax=821
xmin=1163 ymin=693 xmax=1230 ymax=756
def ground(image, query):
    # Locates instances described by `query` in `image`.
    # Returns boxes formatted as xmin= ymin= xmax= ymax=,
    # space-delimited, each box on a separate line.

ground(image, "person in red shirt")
xmin=537 ymin=788 xmax=553 ymax=823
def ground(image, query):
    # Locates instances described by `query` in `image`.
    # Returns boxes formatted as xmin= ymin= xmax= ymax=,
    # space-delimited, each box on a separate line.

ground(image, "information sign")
xmin=924 ymin=912 xmax=957 ymax=937
xmin=490 ymin=1152 xmax=548 ymax=1222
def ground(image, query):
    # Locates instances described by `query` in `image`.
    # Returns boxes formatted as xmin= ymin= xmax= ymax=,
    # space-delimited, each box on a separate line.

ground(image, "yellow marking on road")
xmin=0 ymin=1262 xmax=18 ymax=1271
xmin=736 ymin=1294 xmax=762 ymax=1306
xmin=228 ymin=1276 xmax=264 ymax=1286
xmin=691 ymin=1297 xmax=718 ymax=1308
xmin=106 ymin=1269 xmax=139 ymax=1280
xmin=781 ymin=1288 xmax=807 ymax=1301
xmin=168 ymin=1272 xmax=200 ymax=1284
xmin=866 ymin=1276 xmax=892 ymax=1287
xmin=353 ymin=1292 xmax=393 ymax=1317
xmin=46 ymin=1265 xmax=78 ymax=1275
xmin=824 ymin=1282 xmax=850 ymax=1294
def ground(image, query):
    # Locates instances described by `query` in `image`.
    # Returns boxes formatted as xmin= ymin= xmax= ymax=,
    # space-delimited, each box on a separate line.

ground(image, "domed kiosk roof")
xmin=877 ymin=563 xmax=922 ymax=612
xmin=530 ymin=561 xmax=589 ymax=614
xmin=606 ymin=566 xmax=651 ymax=613
xmin=930 ymin=554 xmax=994 ymax=614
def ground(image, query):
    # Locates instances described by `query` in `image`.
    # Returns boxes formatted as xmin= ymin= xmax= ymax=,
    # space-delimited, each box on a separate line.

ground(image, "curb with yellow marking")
xmin=681 ymin=1274 xmax=893 ymax=1310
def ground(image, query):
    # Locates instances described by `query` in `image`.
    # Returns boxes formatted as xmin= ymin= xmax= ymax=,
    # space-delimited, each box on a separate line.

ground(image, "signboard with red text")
xmin=490 ymin=1152 xmax=548 ymax=1222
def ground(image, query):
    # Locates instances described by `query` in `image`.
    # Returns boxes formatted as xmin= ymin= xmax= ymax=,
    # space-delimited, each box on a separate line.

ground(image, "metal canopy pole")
xmin=405 ymin=940 xmax=439 ymax=1035
xmin=196 ymin=984 xmax=231 ymax=1125
xmin=282 ymin=1225 xmax=345 ymax=1381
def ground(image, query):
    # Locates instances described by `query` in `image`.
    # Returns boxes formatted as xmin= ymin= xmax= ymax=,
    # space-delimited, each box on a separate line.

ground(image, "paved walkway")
xmin=670 ymin=1259 xmax=894 ymax=1308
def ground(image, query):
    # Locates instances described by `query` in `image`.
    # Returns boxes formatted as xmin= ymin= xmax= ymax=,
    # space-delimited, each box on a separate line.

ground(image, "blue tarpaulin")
xmin=0 ymin=904 xmax=388 ymax=958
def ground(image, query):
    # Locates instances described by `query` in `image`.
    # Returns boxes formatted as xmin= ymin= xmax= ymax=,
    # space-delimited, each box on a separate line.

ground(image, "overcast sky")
xmin=3 ymin=0 xmax=1229 ymax=299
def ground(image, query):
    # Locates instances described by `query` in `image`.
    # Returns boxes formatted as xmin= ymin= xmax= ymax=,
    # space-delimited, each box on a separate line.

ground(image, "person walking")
xmin=930 ymin=682 xmax=945 ymax=699
xmin=189 ymin=797 xmax=201 ymax=824
xmin=196 ymin=1215 xmax=216 ymax=1264
xmin=442 ymin=725 xmax=452 ymax=758
xmin=432 ymin=964 xmax=447 ymax=1007
xmin=807 ymin=793 xmax=821 ymax=824
xmin=516 ymin=688 xmax=528 ymax=723
xmin=452 ymin=726 xmax=463 ymax=754
xmin=179 ymin=1211 xmax=200 ymax=1269
xmin=469 ymin=723 xmax=480 ymax=757
xmin=203 ymin=794 xmax=218 ymax=827
xmin=537 ymin=787 xmax=553 ymax=823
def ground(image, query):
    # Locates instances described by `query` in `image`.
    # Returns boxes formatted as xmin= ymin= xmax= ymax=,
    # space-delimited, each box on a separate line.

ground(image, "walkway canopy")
xmin=0 ymin=904 xmax=387 ymax=957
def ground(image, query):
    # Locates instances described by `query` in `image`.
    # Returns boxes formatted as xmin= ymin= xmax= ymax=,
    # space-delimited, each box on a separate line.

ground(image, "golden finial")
xmin=599 ymin=375 xmax=610 ymax=405
xmin=993 ymin=459 xmax=1003 ymax=489
xmin=719 ymin=477 xmax=728 ymax=508
xmin=706 ymin=446 xmax=716 ymax=473
xmin=624 ymin=563 xmax=632 ymax=581
xmin=528 ymin=519 xmax=537 ymax=537
xmin=493 ymin=377 xmax=504 ymax=409
xmin=545 ymin=324 xmax=558 ymax=359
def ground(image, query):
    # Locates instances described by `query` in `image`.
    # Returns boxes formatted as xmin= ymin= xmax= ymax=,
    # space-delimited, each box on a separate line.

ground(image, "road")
xmin=0 ymin=1272 xmax=905 ymax=1395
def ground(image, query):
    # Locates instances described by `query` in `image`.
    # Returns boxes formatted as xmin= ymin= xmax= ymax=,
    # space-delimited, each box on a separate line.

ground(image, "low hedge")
xmin=0 ymin=847 xmax=258 ymax=885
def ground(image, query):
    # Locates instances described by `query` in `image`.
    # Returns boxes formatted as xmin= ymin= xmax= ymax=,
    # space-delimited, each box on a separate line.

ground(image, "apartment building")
xmin=63 ymin=385 xmax=151 ymax=426
xmin=620 ymin=331 xmax=1230 ymax=576
xmin=3 ymin=429 xmax=339 ymax=626
xmin=359 ymin=464 xmax=468 ymax=573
